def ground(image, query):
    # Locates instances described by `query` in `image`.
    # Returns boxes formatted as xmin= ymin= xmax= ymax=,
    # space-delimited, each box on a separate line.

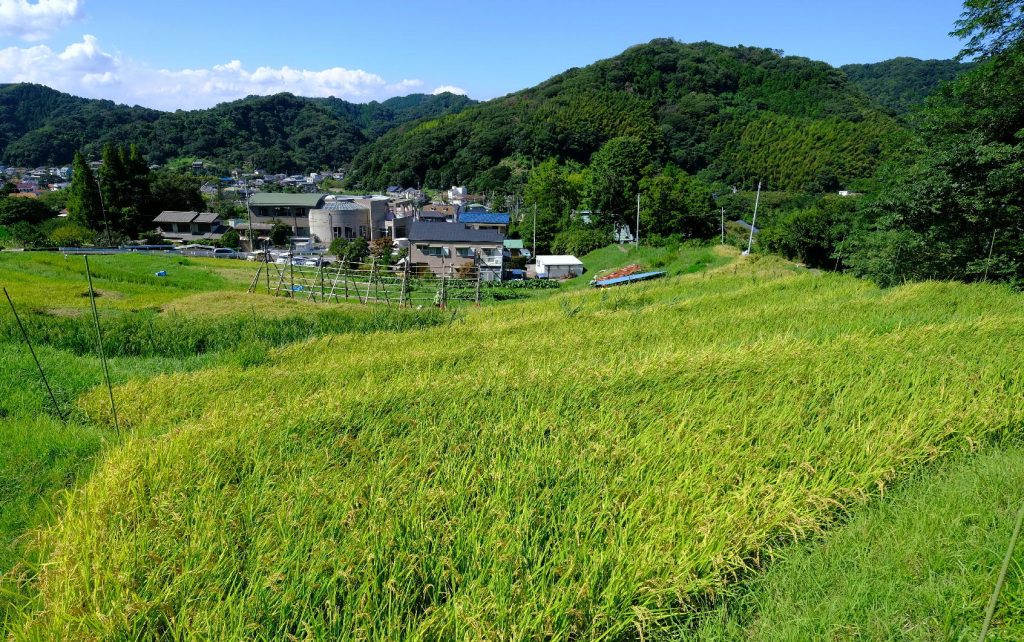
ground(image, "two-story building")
xmin=393 ymin=220 xmax=504 ymax=281
xmin=246 ymin=192 xmax=327 ymax=237
xmin=309 ymin=196 xmax=389 ymax=245
xmin=153 ymin=211 xmax=227 ymax=243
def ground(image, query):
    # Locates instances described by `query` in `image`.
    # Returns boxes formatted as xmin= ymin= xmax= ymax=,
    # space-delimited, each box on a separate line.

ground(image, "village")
xmin=1 ymin=162 xmax=592 ymax=282
xmin=153 ymin=185 xmax=591 ymax=281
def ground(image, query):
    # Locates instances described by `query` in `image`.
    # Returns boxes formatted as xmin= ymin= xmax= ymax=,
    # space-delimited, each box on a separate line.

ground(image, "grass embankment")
xmin=8 ymin=254 xmax=1024 ymax=639
xmin=0 ymin=252 xmax=446 ymax=628
xmin=688 ymin=447 xmax=1024 ymax=640
xmin=564 ymin=242 xmax=731 ymax=290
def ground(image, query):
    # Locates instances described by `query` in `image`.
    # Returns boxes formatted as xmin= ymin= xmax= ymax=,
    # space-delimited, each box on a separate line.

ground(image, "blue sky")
xmin=0 ymin=0 xmax=968 ymax=110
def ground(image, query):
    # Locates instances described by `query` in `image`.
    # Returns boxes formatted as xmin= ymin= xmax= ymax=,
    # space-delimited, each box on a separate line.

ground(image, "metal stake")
xmin=84 ymin=256 xmax=120 ymax=435
xmin=3 ymin=287 xmax=65 ymax=422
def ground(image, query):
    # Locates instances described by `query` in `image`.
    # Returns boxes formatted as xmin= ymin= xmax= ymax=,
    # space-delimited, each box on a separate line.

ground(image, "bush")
xmin=218 ymin=229 xmax=240 ymax=249
xmin=550 ymin=227 xmax=611 ymax=257
xmin=49 ymin=222 xmax=94 ymax=247
xmin=0 ymin=197 xmax=56 ymax=226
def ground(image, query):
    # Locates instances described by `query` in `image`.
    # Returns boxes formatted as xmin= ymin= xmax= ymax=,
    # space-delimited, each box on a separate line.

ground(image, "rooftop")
xmin=459 ymin=212 xmax=511 ymax=225
xmin=318 ymin=201 xmax=366 ymax=211
xmin=536 ymin=255 xmax=584 ymax=266
xmin=154 ymin=211 xmax=200 ymax=224
xmin=194 ymin=212 xmax=221 ymax=224
xmin=404 ymin=221 xmax=505 ymax=244
xmin=248 ymin=193 xmax=326 ymax=208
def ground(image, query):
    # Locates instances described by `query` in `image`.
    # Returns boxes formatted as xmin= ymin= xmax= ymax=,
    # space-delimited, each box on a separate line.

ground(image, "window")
xmin=333 ymin=227 xmax=343 ymax=239
xmin=417 ymin=244 xmax=444 ymax=257
xmin=359 ymin=225 xmax=368 ymax=238
xmin=344 ymin=227 xmax=355 ymax=239
xmin=455 ymin=246 xmax=474 ymax=258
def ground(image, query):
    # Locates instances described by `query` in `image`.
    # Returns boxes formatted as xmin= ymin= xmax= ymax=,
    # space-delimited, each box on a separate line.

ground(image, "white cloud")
xmin=432 ymin=85 xmax=467 ymax=96
xmin=0 ymin=0 xmax=83 ymax=41
xmin=0 ymin=35 xmax=467 ymax=109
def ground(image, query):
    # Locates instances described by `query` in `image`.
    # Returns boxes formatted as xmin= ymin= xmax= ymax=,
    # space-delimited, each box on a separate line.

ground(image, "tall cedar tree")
xmin=66 ymin=151 xmax=103 ymax=231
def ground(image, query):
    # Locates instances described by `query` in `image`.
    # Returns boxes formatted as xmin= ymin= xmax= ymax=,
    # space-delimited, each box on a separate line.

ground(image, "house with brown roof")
xmin=153 ymin=211 xmax=227 ymax=243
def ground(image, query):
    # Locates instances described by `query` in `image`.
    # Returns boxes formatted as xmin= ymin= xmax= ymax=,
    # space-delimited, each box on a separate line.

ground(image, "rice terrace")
xmin=3 ymin=0 xmax=1024 ymax=638
xmin=0 ymin=243 xmax=1021 ymax=639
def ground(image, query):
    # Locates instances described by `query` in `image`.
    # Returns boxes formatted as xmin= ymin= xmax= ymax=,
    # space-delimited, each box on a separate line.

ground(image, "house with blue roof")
xmin=458 ymin=212 xmax=510 ymax=234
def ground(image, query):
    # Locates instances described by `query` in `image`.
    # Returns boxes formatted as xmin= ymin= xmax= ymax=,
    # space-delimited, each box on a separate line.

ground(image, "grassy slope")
xmin=9 ymin=255 xmax=1024 ymax=639
xmin=564 ymin=242 xmax=733 ymax=290
xmin=687 ymin=447 xmax=1024 ymax=640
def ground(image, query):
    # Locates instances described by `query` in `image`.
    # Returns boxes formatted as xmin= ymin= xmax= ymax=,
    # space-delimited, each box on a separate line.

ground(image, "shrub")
xmin=551 ymin=227 xmax=611 ymax=256
xmin=49 ymin=222 xmax=94 ymax=247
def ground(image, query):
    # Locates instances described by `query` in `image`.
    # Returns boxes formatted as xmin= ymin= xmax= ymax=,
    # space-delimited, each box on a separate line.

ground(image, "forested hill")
xmin=840 ymin=57 xmax=973 ymax=114
xmin=348 ymin=39 xmax=901 ymax=193
xmin=0 ymin=84 xmax=475 ymax=171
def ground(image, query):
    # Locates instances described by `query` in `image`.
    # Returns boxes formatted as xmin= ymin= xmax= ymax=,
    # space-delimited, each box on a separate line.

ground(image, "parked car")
xmin=213 ymin=248 xmax=238 ymax=259
xmin=298 ymin=257 xmax=332 ymax=267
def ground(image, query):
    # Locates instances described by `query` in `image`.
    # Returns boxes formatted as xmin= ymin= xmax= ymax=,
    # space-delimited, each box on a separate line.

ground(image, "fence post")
xmin=400 ymin=259 xmax=409 ymax=308
xmin=440 ymin=268 xmax=447 ymax=309
xmin=264 ymin=246 xmax=271 ymax=294
xmin=364 ymin=258 xmax=376 ymax=304
xmin=288 ymin=242 xmax=295 ymax=298
xmin=475 ymin=265 xmax=482 ymax=306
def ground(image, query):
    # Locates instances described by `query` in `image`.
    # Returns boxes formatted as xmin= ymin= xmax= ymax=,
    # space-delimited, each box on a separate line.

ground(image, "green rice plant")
xmin=7 ymin=256 xmax=1024 ymax=640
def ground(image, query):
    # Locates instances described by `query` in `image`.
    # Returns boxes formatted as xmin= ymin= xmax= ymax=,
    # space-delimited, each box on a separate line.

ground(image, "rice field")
xmin=3 ymin=250 xmax=1023 ymax=639
xmin=0 ymin=251 xmax=447 ymax=631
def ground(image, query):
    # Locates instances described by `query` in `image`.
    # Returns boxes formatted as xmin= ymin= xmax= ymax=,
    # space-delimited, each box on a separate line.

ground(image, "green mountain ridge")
xmin=840 ymin=57 xmax=974 ymax=114
xmin=0 ymin=84 xmax=476 ymax=171
xmin=1 ymin=45 xmax=967 ymax=186
xmin=347 ymin=39 xmax=905 ymax=193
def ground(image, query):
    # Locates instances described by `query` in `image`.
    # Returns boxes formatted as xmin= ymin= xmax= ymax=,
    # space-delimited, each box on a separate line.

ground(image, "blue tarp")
xmin=591 ymin=271 xmax=666 ymax=288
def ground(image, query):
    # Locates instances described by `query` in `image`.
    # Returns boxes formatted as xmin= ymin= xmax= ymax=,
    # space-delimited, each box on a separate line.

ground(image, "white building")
xmin=535 ymin=255 xmax=585 ymax=279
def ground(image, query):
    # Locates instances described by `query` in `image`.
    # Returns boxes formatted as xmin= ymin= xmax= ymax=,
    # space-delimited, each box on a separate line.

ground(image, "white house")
xmin=535 ymin=255 xmax=585 ymax=279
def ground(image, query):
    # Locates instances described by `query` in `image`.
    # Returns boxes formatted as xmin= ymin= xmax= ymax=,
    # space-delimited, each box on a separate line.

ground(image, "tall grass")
xmin=0 ymin=305 xmax=444 ymax=359
xmin=8 ymin=256 xmax=1024 ymax=639
xmin=685 ymin=446 xmax=1024 ymax=640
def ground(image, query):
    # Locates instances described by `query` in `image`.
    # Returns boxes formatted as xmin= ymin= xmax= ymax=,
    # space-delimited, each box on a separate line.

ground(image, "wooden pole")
xmin=475 ymin=264 xmax=481 ymax=306
xmin=264 ymin=244 xmax=271 ymax=294
xmin=400 ymin=257 xmax=409 ymax=308
xmin=364 ymin=258 xmax=375 ymax=304
xmin=288 ymin=241 xmax=295 ymax=298
xmin=247 ymin=262 xmax=263 ymax=293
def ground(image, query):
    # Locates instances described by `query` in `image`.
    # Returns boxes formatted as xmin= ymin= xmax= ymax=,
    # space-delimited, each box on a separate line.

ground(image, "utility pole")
xmin=532 ymin=204 xmax=537 ymax=260
xmin=635 ymin=193 xmax=640 ymax=247
xmin=245 ymin=190 xmax=255 ymax=254
xmin=96 ymin=177 xmax=111 ymax=245
xmin=746 ymin=180 xmax=762 ymax=255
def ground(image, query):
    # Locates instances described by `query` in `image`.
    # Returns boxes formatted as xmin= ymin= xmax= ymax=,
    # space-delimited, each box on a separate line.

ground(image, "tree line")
xmin=0 ymin=144 xmax=204 ymax=248
xmin=762 ymin=0 xmax=1024 ymax=288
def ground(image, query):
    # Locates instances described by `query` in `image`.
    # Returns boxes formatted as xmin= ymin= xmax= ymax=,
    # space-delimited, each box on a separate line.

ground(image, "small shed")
xmin=535 ymin=255 xmax=584 ymax=279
